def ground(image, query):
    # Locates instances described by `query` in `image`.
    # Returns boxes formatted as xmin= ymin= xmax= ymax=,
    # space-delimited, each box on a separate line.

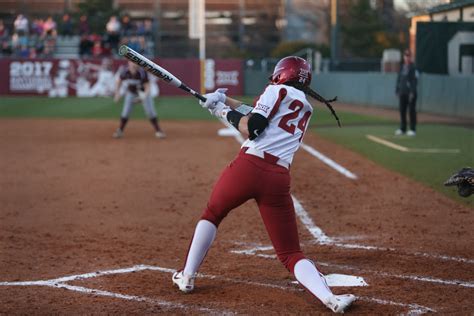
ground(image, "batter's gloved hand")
xmin=208 ymin=101 xmax=230 ymax=119
xmin=200 ymin=88 xmax=228 ymax=109
xmin=444 ymin=167 xmax=474 ymax=198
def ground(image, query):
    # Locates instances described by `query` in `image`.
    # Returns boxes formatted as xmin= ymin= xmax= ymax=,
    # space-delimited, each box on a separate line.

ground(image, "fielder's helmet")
xmin=269 ymin=56 xmax=312 ymax=87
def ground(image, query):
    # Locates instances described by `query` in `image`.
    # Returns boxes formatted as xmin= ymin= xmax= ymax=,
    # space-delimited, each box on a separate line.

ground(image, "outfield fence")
xmin=245 ymin=70 xmax=474 ymax=119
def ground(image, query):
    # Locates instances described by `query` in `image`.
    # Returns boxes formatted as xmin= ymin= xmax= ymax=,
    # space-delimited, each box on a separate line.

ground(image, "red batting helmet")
xmin=269 ymin=56 xmax=312 ymax=87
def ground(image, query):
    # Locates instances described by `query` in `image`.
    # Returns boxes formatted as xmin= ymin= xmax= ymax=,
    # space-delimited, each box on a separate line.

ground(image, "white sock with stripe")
xmin=183 ymin=220 xmax=217 ymax=276
xmin=294 ymin=259 xmax=333 ymax=303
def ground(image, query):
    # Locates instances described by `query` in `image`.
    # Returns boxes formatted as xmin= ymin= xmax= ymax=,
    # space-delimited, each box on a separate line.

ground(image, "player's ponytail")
xmin=301 ymin=86 xmax=341 ymax=127
xmin=287 ymin=82 xmax=341 ymax=127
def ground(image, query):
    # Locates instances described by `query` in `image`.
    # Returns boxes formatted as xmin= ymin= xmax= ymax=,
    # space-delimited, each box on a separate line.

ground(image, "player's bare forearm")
xmin=223 ymin=96 xmax=250 ymax=135
xmin=144 ymin=82 xmax=151 ymax=95
xmin=238 ymin=116 xmax=250 ymax=137
xmin=114 ymin=78 xmax=122 ymax=102
xmin=225 ymin=96 xmax=244 ymax=110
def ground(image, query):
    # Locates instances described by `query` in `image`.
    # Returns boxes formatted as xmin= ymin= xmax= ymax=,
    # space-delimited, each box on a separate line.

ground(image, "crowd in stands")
xmin=0 ymin=14 xmax=57 ymax=58
xmin=79 ymin=15 xmax=153 ymax=58
xmin=0 ymin=13 xmax=154 ymax=58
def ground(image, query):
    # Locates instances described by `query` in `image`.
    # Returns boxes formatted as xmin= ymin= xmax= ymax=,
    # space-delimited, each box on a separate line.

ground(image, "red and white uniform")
xmin=178 ymin=57 xmax=354 ymax=312
xmin=243 ymin=84 xmax=313 ymax=165
xmin=200 ymin=84 xmax=313 ymax=273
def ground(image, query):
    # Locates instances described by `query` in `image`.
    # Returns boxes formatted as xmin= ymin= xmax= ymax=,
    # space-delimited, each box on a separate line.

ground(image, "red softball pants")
xmin=201 ymin=148 xmax=305 ymax=273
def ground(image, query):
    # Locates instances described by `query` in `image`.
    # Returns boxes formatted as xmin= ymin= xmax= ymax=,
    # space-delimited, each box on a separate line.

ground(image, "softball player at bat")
xmin=113 ymin=61 xmax=166 ymax=139
xmin=172 ymin=56 xmax=356 ymax=313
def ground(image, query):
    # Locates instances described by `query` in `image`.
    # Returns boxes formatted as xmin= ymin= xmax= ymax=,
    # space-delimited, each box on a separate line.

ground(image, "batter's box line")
xmin=230 ymin=243 xmax=474 ymax=289
xmin=0 ymin=265 xmax=232 ymax=315
xmin=0 ymin=263 xmax=434 ymax=315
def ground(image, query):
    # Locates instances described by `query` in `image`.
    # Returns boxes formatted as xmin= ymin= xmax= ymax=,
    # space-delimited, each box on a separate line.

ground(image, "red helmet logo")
xmin=270 ymin=56 xmax=312 ymax=87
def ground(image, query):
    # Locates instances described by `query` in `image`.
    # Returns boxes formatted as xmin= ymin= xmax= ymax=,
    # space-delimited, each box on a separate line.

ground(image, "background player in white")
xmin=172 ymin=56 xmax=355 ymax=313
xmin=113 ymin=61 xmax=165 ymax=139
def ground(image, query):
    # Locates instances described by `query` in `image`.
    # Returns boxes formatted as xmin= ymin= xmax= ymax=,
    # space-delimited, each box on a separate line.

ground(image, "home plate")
xmin=218 ymin=127 xmax=241 ymax=137
xmin=292 ymin=274 xmax=368 ymax=287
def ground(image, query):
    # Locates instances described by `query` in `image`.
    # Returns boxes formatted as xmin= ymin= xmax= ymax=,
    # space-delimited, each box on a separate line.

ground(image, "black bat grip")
xmin=179 ymin=83 xmax=207 ymax=102
xmin=194 ymin=93 xmax=207 ymax=103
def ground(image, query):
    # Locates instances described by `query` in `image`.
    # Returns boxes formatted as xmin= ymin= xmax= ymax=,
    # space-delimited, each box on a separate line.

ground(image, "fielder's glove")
xmin=200 ymin=88 xmax=228 ymax=109
xmin=138 ymin=90 xmax=147 ymax=101
xmin=444 ymin=167 xmax=474 ymax=198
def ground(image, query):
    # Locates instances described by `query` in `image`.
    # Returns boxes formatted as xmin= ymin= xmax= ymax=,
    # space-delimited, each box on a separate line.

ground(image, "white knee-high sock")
xmin=183 ymin=220 xmax=217 ymax=276
xmin=294 ymin=259 xmax=333 ymax=303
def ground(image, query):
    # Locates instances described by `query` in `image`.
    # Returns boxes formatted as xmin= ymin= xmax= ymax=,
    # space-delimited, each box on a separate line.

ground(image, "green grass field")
xmin=1 ymin=96 xmax=472 ymax=205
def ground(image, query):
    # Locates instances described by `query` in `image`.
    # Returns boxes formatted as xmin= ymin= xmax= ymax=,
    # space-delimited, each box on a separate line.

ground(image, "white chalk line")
xmin=230 ymin=244 xmax=474 ymax=289
xmin=222 ymin=128 xmax=474 ymax=264
xmin=0 ymin=263 xmax=434 ymax=314
xmin=0 ymin=264 xmax=231 ymax=315
xmin=292 ymin=195 xmax=474 ymax=264
xmin=224 ymin=125 xmax=357 ymax=179
xmin=367 ymin=134 xmax=460 ymax=153
xmin=300 ymin=143 xmax=358 ymax=179
xmin=357 ymin=296 xmax=435 ymax=315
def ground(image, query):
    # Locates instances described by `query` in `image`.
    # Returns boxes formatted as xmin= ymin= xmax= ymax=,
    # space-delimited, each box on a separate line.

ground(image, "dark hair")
xmin=286 ymin=82 xmax=341 ymax=127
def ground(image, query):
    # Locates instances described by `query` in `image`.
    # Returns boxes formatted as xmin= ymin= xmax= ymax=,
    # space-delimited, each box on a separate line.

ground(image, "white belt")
xmin=244 ymin=147 xmax=290 ymax=169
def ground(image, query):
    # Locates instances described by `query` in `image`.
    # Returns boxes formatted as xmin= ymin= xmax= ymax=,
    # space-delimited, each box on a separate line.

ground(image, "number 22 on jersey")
xmin=278 ymin=100 xmax=312 ymax=142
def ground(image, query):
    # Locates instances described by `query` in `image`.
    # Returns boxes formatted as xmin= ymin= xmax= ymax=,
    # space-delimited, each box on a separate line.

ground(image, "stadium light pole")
xmin=330 ymin=0 xmax=338 ymax=70
xmin=199 ymin=0 xmax=206 ymax=61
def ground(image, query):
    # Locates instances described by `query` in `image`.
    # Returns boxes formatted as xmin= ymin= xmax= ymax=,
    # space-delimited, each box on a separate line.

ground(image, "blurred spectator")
xmin=18 ymin=44 xmax=29 ymax=58
xmin=61 ymin=14 xmax=73 ymax=37
xmin=14 ymin=14 xmax=29 ymax=35
xmin=0 ymin=19 xmax=9 ymax=39
xmin=92 ymin=40 xmax=102 ymax=57
xmin=79 ymin=34 xmax=93 ymax=57
xmin=42 ymin=45 xmax=54 ymax=58
xmin=1 ymin=40 xmax=13 ymax=56
xmin=136 ymin=20 xmax=145 ymax=36
xmin=127 ymin=36 xmax=141 ymax=53
xmin=79 ymin=15 xmax=90 ymax=35
xmin=29 ymin=46 xmax=37 ymax=58
xmin=138 ymin=36 xmax=147 ymax=54
xmin=144 ymin=19 xmax=153 ymax=38
xmin=31 ymin=18 xmax=44 ymax=36
xmin=121 ymin=15 xmax=133 ymax=36
xmin=11 ymin=31 xmax=28 ymax=50
xmin=106 ymin=15 xmax=121 ymax=52
xmin=101 ymin=41 xmax=112 ymax=57
xmin=43 ymin=16 xmax=57 ymax=37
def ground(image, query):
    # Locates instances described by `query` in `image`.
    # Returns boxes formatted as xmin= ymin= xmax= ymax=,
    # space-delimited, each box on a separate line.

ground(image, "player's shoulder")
xmin=261 ymin=84 xmax=289 ymax=98
xmin=264 ymin=84 xmax=302 ymax=94
xmin=264 ymin=84 xmax=306 ymax=100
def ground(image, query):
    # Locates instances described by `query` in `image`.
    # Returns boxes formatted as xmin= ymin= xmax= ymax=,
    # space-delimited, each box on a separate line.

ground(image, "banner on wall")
xmin=0 ymin=58 xmax=243 ymax=97
xmin=416 ymin=22 xmax=474 ymax=75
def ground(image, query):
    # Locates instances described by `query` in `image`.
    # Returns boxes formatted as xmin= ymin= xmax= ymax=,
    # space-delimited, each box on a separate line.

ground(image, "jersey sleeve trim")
xmin=268 ymin=87 xmax=287 ymax=121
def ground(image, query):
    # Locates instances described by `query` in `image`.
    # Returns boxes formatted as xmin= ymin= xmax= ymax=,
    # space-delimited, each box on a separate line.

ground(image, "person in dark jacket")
xmin=395 ymin=49 xmax=419 ymax=136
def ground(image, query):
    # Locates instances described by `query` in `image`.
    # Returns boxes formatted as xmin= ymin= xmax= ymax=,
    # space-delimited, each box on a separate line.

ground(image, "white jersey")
xmin=242 ymin=84 xmax=313 ymax=164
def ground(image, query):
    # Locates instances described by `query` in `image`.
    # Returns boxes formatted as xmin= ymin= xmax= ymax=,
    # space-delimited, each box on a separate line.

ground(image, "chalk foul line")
xmin=222 ymin=125 xmax=358 ymax=179
xmin=230 ymin=244 xmax=474 ymax=289
xmin=291 ymin=195 xmax=474 ymax=264
xmin=367 ymin=135 xmax=460 ymax=153
xmin=300 ymin=143 xmax=358 ymax=179
xmin=0 ymin=263 xmax=433 ymax=315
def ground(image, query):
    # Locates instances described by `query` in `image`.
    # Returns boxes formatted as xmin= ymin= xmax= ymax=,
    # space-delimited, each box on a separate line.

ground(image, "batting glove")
xmin=200 ymin=88 xmax=228 ymax=109
xmin=208 ymin=101 xmax=230 ymax=119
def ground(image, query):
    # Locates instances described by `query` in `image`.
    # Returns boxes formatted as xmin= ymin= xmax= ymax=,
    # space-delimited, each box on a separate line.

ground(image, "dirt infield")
xmin=1 ymin=118 xmax=473 ymax=314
